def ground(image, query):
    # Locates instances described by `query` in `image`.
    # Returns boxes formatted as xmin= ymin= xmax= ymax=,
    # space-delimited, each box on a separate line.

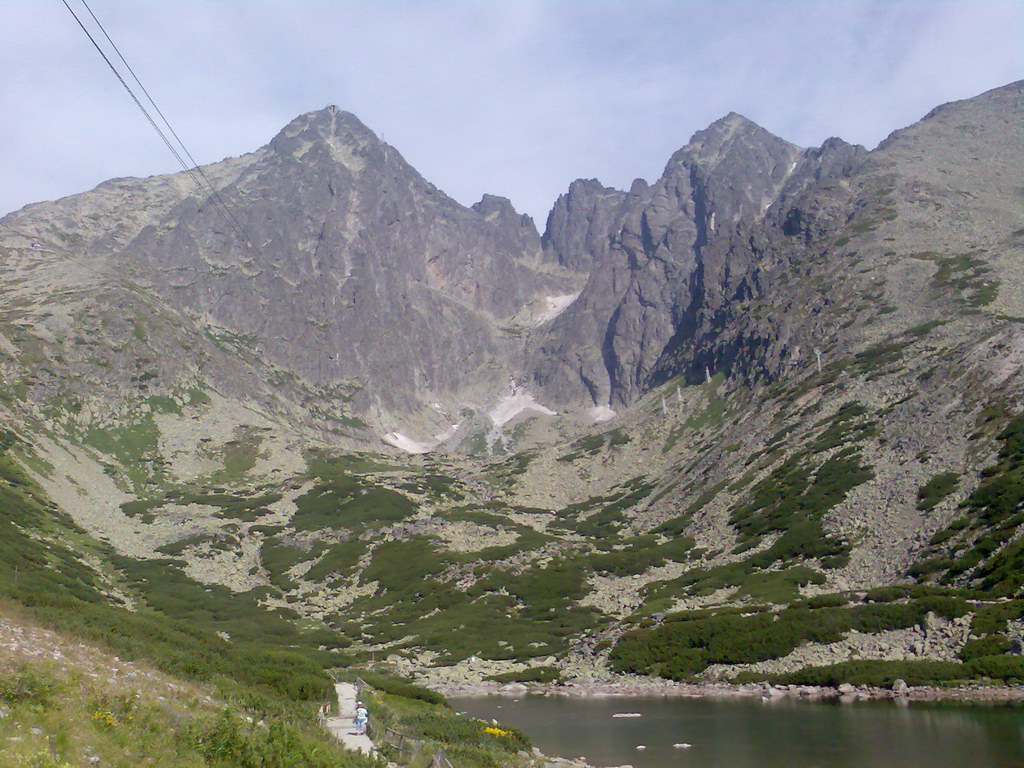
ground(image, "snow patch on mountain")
xmin=534 ymin=292 xmax=580 ymax=325
xmin=382 ymin=432 xmax=433 ymax=454
xmin=433 ymin=422 xmax=462 ymax=442
xmin=489 ymin=388 xmax=557 ymax=427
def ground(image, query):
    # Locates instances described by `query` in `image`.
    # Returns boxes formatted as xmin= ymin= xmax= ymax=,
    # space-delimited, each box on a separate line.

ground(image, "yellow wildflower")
xmin=91 ymin=709 xmax=118 ymax=730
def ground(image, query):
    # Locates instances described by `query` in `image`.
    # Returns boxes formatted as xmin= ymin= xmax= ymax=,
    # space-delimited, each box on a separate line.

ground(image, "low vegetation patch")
xmin=358 ymin=680 xmax=531 ymax=768
xmin=0 ymin=641 xmax=374 ymax=768
xmin=929 ymin=252 xmax=999 ymax=308
xmin=611 ymin=597 xmax=971 ymax=680
xmin=486 ymin=666 xmax=563 ymax=684
xmin=292 ymin=478 xmax=416 ymax=531
xmin=916 ymin=471 xmax=960 ymax=511
xmin=910 ymin=414 xmax=1024 ymax=594
xmin=742 ymin=655 xmax=1024 ymax=687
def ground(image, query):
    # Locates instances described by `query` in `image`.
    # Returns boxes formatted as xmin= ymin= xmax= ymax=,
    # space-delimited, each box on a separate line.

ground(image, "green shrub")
xmin=959 ymin=635 xmax=1012 ymax=661
xmin=929 ymin=253 xmax=998 ymax=308
xmin=587 ymin=536 xmax=695 ymax=576
xmin=366 ymin=687 xmax=530 ymax=762
xmin=0 ymin=665 xmax=61 ymax=707
xmin=611 ymin=598 xmax=971 ymax=679
xmin=760 ymin=659 xmax=968 ymax=687
xmin=804 ymin=594 xmax=850 ymax=609
xmin=851 ymin=343 xmax=905 ymax=376
xmin=811 ymin=401 xmax=878 ymax=451
xmin=361 ymin=539 xmax=447 ymax=593
xmin=727 ymin=414 xmax=871 ymax=569
xmin=292 ymin=478 xmax=415 ymax=531
xmin=304 ymin=540 xmax=366 ymax=583
xmin=865 ymin=586 xmax=907 ymax=602
xmin=607 ymin=429 xmax=631 ymax=447
xmin=905 ymin=320 xmax=946 ymax=338
xmin=736 ymin=567 xmax=825 ymax=603
xmin=966 ymin=655 xmax=1024 ymax=681
xmin=486 ymin=666 xmax=562 ymax=684
xmin=357 ymin=671 xmax=446 ymax=705
xmin=916 ymin=472 xmax=960 ymax=511
xmin=183 ymin=710 xmax=373 ymax=768
xmin=557 ymin=434 xmax=605 ymax=461
xmin=971 ymin=601 xmax=1024 ymax=635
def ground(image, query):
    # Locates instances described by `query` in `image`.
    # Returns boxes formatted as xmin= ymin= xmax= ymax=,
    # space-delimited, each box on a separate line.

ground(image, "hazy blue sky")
xmin=3 ymin=1 xmax=1021 ymax=223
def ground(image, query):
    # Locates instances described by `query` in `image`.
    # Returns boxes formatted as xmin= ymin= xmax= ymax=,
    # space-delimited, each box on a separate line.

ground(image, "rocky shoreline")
xmin=435 ymin=677 xmax=1024 ymax=704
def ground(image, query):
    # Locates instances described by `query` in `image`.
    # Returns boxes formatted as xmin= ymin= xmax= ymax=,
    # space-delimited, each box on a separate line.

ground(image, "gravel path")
xmin=324 ymin=682 xmax=375 ymax=755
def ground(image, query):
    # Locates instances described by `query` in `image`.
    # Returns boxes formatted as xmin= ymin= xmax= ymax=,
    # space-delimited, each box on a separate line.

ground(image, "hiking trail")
xmin=324 ymin=681 xmax=375 ymax=754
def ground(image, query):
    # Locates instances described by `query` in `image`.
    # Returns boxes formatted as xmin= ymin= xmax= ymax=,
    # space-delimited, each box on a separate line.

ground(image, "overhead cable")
xmin=59 ymin=0 xmax=263 ymax=256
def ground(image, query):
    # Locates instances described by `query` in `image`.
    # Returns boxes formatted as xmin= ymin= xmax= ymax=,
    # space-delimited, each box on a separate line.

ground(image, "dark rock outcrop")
xmin=125 ymin=107 xmax=566 ymax=413
xmin=528 ymin=113 xmax=811 ymax=407
xmin=542 ymin=179 xmax=630 ymax=273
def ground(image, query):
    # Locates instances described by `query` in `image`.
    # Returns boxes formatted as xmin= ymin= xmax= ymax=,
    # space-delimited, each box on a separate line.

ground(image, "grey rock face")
xmin=5 ymin=81 xmax=1020 ymax=440
xmin=542 ymin=179 xmax=629 ymax=273
xmin=125 ymin=107 xmax=566 ymax=414
xmin=528 ymin=113 xmax=810 ymax=408
xmin=527 ymin=78 xmax=1021 ymax=411
xmin=680 ymin=80 xmax=1024 ymax=391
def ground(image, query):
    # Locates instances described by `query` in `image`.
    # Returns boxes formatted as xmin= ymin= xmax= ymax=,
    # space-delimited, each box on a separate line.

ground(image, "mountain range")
xmin=1 ymin=80 xmax=1023 ymax=692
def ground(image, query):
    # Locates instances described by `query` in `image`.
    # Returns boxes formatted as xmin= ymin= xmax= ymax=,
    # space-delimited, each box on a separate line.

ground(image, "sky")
xmin=2 ymin=1 xmax=1022 ymax=225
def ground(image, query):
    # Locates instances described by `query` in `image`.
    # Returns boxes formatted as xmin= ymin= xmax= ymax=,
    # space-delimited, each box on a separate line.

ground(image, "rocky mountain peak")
xmin=541 ymin=178 xmax=629 ymax=272
xmin=694 ymin=110 xmax=758 ymax=137
xmin=529 ymin=113 xmax=803 ymax=410
xmin=269 ymin=105 xmax=383 ymax=166
xmin=675 ymin=111 xmax=794 ymax=169
xmin=85 ymin=104 xmax=571 ymax=425
xmin=471 ymin=193 xmax=520 ymax=219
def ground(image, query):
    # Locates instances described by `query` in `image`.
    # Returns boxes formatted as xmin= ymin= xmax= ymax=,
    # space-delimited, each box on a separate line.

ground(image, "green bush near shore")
xmin=959 ymin=635 xmax=1012 ymax=661
xmin=486 ymin=666 xmax=563 ymax=684
xmin=356 ymin=670 xmax=446 ymax=705
xmin=740 ymin=655 xmax=1024 ymax=687
xmin=742 ymin=660 xmax=968 ymax=687
xmin=610 ymin=597 xmax=971 ymax=679
xmin=970 ymin=600 xmax=1024 ymax=635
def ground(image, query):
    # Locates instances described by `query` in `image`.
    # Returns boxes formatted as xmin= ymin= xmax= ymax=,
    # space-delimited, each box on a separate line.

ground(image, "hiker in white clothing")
xmin=354 ymin=701 xmax=369 ymax=735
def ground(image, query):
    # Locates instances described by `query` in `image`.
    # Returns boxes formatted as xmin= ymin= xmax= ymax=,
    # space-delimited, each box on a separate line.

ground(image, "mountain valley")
xmin=2 ymin=79 xmax=1024 ymax=707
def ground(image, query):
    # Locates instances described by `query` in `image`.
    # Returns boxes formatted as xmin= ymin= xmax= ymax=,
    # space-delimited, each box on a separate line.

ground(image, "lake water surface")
xmin=450 ymin=694 xmax=1024 ymax=767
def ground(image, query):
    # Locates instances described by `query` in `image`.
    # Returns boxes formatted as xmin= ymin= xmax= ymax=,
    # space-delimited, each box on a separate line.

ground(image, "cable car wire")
xmin=75 ymin=0 xmax=259 ymax=254
xmin=59 ymin=0 xmax=263 ymax=256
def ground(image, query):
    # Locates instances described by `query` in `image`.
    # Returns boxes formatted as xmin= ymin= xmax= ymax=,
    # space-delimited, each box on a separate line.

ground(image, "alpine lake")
xmin=449 ymin=693 xmax=1024 ymax=768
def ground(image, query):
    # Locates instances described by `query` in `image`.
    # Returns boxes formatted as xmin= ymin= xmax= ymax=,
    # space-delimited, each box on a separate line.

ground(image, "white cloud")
xmin=1 ymin=0 xmax=1021 ymax=223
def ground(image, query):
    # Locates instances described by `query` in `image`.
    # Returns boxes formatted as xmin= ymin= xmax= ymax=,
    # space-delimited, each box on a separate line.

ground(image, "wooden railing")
xmin=354 ymin=676 xmax=454 ymax=768
xmin=317 ymin=702 xmax=332 ymax=724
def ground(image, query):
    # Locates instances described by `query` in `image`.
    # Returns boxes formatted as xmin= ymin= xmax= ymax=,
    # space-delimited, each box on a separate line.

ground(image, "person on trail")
xmin=354 ymin=701 xmax=369 ymax=735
